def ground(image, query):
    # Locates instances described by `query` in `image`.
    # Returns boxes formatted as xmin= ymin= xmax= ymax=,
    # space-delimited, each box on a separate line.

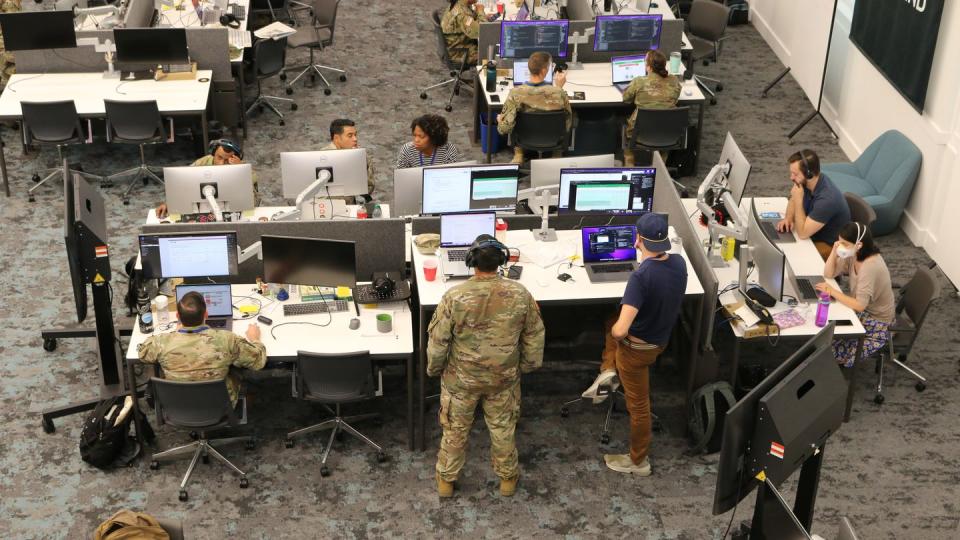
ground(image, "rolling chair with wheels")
xmin=844 ymin=191 xmax=877 ymax=230
xmin=419 ymin=8 xmax=474 ymax=112
xmin=560 ymin=375 xmax=662 ymax=444
xmin=874 ymin=264 xmax=941 ymax=404
xmin=20 ymin=100 xmax=101 ymax=202
xmin=284 ymin=0 xmax=346 ymax=96
xmin=284 ymin=351 xmax=387 ymax=477
xmin=245 ymin=37 xmax=297 ymax=125
xmin=686 ymin=0 xmax=729 ymax=105
xmin=626 ymin=106 xmax=689 ymax=180
xmin=148 ymin=378 xmax=254 ymax=502
xmin=103 ymin=99 xmax=171 ymax=205
xmin=511 ymin=109 xmax=569 ymax=167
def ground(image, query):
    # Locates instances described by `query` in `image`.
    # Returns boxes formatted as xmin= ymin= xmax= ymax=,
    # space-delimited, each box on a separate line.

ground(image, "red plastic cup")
xmin=423 ymin=259 xmax=439 ymax=282
xmin=496 ymin=1 xmax=504 ymax=15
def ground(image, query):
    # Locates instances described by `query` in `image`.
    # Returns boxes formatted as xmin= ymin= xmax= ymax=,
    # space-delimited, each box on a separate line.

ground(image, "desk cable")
xmin=269 ymin=294 xmax=333 ymax=340
xmin=720 ymin=467 xmax=745 ymax=539
xmin=51 ymin=48 xmax=103 ymax=70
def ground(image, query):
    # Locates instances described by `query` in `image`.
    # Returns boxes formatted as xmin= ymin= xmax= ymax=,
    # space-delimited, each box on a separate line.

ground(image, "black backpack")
xmin=79 ymin=396 xmax=152 ymax=469
xmin=687 ymin=381 xmax=737 ymax=454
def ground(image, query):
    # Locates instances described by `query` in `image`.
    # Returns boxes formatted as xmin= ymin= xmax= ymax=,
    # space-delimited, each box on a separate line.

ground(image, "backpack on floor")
xmin=79 ymin=396 xmax=152 ymax=469
xmin=94 ymin=510 xmax=170 ymax=540
xmin=728 ymin=0 xmax=750 ymax=25
xmin=687 ymin=381 xmax=737 ymax=454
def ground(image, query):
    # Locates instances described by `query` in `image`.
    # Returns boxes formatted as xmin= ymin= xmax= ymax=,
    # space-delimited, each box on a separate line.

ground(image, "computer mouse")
xmin=349 ymin=318 xmax=360 ymax=330
xmin=684 ymin=89 xmax=693 ymax=96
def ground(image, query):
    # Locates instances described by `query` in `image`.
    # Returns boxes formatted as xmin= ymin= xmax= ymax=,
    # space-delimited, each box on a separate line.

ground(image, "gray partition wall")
xmin=140 ymin=219 xmax=407 ymax=282
xmin=410 ymin=213 xmax=640 ymax=235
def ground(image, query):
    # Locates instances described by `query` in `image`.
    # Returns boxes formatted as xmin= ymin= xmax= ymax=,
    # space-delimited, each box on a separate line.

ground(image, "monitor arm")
xmin=271 ymin=169 xmax=333 ymax=222
xmin=237 ymin=241 xmax=261 ymax=265
xmin=534 ymin=188 xmax=557 ymax=242
xmin=696 ymin=162 xmax=747 ymax=266
xmin=201 ymin=184 xmax=223 ymax=222
xmin=76 ymin=36 xmax=118 ymax=77
xmin=566 ymin=27 xmax=595 ymax=70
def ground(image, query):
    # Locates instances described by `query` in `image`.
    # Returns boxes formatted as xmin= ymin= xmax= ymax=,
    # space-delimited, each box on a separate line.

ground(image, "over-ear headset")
xmin=799 ymin=149 xmax=815 ymax=180
xmin=465 ymin=234 xmax=509 ymax=269
xmin=220 ymin=13 xmax=241 ymax=29
xmin=373 ymin=275 xmax=396 ymax=296
xmin=208 ymin=138 xmax=243 ymax=160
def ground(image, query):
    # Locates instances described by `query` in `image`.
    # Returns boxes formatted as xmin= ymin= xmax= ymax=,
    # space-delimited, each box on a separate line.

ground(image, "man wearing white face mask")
xmin=816 ymin=222 xmax=895 ymax=367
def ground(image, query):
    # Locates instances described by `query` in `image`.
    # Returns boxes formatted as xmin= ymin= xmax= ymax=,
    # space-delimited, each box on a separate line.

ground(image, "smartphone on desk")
xmin=490 ymin=94 xmax=500 ymax=103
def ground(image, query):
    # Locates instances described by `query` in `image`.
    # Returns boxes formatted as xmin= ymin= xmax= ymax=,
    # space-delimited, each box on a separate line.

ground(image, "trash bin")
xmin=479 ymin=114 xmax=507 ymax=154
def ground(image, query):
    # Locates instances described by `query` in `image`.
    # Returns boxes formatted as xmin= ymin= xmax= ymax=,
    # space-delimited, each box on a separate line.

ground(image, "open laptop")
xmin=513 ymin=62 xmax=554 ymax=86
xmin=612 ymin=54 xmax=646 ymax=92
xmin=582 ymin=225 xmax=638 ymax=283
xmin=440 ymin=212 xmax=497 ymax=278
xmin=760 ymin=218 xmax=796 ymax=243
xmin=785 ymin=262 xmax=822 ymax=302
xmin=175 ymin=283 xmax=234 ymax=330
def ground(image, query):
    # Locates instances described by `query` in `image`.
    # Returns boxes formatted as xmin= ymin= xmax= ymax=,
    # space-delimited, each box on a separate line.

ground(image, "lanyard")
xmin=419 ymin=150 xmax=437 ymax=167
xmin=178 ymin=325 xmax=210 ymax=334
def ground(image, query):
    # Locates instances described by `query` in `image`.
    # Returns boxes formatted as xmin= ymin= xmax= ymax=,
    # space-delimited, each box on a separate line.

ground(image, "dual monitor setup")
xmin=499 ymin=14 xmax=663 ymax=60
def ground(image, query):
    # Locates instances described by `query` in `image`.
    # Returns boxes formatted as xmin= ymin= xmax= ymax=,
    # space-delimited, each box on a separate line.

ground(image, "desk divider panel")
xmin=140 ymin=219 xmax=406 ymax=283
xmin=410 ymin=213 xmax=638 ymax=236
xmin=124 ymin=0 xmax=156 ymax=29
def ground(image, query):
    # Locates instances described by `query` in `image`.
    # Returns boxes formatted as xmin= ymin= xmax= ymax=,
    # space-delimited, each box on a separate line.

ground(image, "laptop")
xmin=175 ymin=283 xmax=234 ymax=330
xmin=760 ymin=218 xmax=796 ymax=243
xmin=611 ymin=54 xmax=646 ymax=92
xmin=440 ymin=212 xmax=497 ymax=278
xmin=513 ymin=62 xmax=554 ymax=86
xmin=582 ymin=225 xmax=638 ymax=283
xmin=785 ymin=262 xmax=821 ymax=302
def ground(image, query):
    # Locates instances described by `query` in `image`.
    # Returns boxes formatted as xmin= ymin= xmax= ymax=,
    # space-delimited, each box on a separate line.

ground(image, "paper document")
xmin=517 ymin=238 xmax=579 ymax=269
xmin=254 ymin=21 xmax=295 ymax=40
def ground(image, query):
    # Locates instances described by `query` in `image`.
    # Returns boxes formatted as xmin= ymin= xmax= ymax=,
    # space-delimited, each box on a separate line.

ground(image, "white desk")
xmin=145 ymin=204 xmax=393 ymax=224
xmin=159 ymin=0 xmax=253 ymax=63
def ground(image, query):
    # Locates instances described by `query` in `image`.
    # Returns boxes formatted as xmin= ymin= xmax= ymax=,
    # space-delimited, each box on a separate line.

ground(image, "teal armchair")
xmin=821 ymin=130 xmax=921 ymax=236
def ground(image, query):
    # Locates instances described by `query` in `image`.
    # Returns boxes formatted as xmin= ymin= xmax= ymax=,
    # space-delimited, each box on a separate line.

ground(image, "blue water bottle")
xmin=814 ymin=292 xmax=830 ymax=327
xmin=485 ymin=45 xmax=497 ymax=93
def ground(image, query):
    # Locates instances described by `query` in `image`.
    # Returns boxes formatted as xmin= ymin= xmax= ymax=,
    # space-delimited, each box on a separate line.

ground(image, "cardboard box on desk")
xmin=155 ymin=63 xmax=198 ymax=81
xmin=721 ymin=298 xmax=780 ymax=340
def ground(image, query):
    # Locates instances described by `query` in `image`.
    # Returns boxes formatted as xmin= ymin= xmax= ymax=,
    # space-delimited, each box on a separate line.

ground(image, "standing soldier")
xmin=441 ymin=0 xmax=486 ymax=66
xmin=427 ymin=234 xmax=545 ymax=498
xmin=0 ymin=0 xmax=21 ymax=89
xmin=621 ymin=49 xmax=681 ymax=166
xmin=497 ymin=51 xmax=572 ymax=164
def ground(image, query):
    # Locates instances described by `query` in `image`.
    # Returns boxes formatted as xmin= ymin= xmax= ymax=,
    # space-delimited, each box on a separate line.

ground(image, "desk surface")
xmin=0 ymin=71 xmax=213 ymax=119
xmin=145 ymin=204 xmax=393 ymax=224
xmin=125 ymin=284 xmax=414 ymax=360
xmin=159 ymin=0 xmax=252 ymax=62
xmin=411 ymin=228 xmax=704 ymax=308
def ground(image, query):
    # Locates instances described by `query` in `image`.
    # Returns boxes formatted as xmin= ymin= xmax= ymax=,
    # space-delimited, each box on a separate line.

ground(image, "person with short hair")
xmin=777 ymin=149 xmax=851 ymax=260
xmin=396 ymin=114 xmax=465 ymax=169
xmin=441 ymin=0 xmax=486 ymax=65
xmin=427 ymin=234 xmax=545 ymax=498
xmin=622 ymin=50 xmax=681 ymax=166
xmin=497 ymin=51 xmax=572 ymax=164
xmin=156 ymin=139 xmax=256 ymax=219
xmin=816 ymin=222 xmax=895 ymax=367
xmin=138 ymin=292 xmax=266 ymax=406
xmin=323 ymin=118 xmax=376 ymax=197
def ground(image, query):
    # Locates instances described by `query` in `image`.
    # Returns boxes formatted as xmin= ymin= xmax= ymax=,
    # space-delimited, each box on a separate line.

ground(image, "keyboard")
xmin=229 ymin=4 xmax=246 ymax=19
xmin=795 ymin=277 xmax=819 ymax=301
xmin=283 ymin=300 xmax=349 ymax=316
xmin=229 ymin=29 xmax=252 ymax=49
xmin=760 ymin=220 xmax=794 ymax=243
xmin=446 ymin=249 xmax=467 ymax=262
xmin=355 ymin=281 xmax=412 ymax=304
xmin=593 ymin=263 xmax=635 ymax=274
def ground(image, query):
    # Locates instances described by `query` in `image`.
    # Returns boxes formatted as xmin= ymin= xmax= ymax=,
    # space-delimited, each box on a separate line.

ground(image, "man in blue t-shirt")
xmin=776 ymin=149 xmax=851 ymax=260
xmin=581 ymin=213 xmax=687 ymax=476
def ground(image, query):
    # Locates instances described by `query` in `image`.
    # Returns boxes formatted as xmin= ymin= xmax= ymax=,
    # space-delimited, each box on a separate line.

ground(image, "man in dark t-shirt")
xmin=777 ymin=149 xmax=851 ymax=260
xmin=581 ymin=213 xmax=687 ymax=476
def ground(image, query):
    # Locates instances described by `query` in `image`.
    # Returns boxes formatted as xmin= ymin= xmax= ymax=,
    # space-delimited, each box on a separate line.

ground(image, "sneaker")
xmin=582 ymin=369 xmax=618 ymax=404
xmin=437 ymin=474 xmax=455 ymax=498
xmin=500 ymin=475 xmax=519 ymax=497
xmin=604 ymin=454 xmax=651 ymax=476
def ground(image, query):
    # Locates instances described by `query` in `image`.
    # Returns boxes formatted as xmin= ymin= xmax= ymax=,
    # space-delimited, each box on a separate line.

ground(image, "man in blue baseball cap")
xmin=581 ymin=212 xmax=687 ymax=476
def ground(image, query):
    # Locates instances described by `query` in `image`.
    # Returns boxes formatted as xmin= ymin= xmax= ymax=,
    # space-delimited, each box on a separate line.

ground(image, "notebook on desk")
xmin=611 ymin=54 xmax=646 ymax=93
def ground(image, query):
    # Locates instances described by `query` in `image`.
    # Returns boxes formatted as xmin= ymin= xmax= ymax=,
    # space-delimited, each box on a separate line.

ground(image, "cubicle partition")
xmin=140 ymin=219 xmax=407 ymax=282
xmin=124 ymin=0 xmax=156 ymax=29
xmin=410 ymin=213 xmax=640 ymax=236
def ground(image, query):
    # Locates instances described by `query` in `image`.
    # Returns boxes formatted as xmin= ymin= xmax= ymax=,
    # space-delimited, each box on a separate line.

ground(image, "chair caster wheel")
xmin=43 ymin=338 xmax=57 ymax=352
xmin=710 ymin=98 xmax=717 ymax=105
xmin=444 ymin=105 xmax=452 ymax=112
xmin=189 ymin=431 xmax=199 ymax=440
xmin=874 ymin=394 xmax=885 ymax=405
xmin=320 ymin=466 xmax=330 ymax=477
xmin=245 ymin=439 xmax=255 ymax=450
xmin=377 ymin=452 xmax=387 ymax=463
xmin=339 ymin=74 xmax=346 ymax=82
xmin=324 ymin=88 xmax=332 ymax=96
xmin=202 ymin=454 xmax=210 ymax=464
xmin=716 ymin=84 xmax=724 ymax=92
xmin=28 ymin=195 xmax=36 ymax=203
xmin=142 ymin=177 xmax=149 ymax=185
xmin=702 ymin=60 xmax=709 ymax=67
xmin=122 ymin=198 xmax=130 ymax=205
xmin=179 ymin=490 xmax=188 ymax=502
xmin=915 ymin=381 xmax=926 ymax=392
xmin=240 ymin=476 xmax=249 ymax=489
xmin=286 ymin=88 xmax=293 ymax=95
xmin=600 ymin=433 xmax=610 ymax=444
xmin=284 ymin=439 xmax=294 ymax=448
xmin=279 ymin=120 xmax=285 ymax=126
xmin=150 ymin=460 xmax=160 ymax=470
xmin=652 ymin=420 xmax=663 ymax=433
xmin=420 ymin=93 xmax=427 ymax=100
xmin=42 ymin=417 xmax=55 ymax=433
xmin=32 ymin=173 xmax=40 ymax=183
xmin=279 ymin=73 xmax=287 ymax=81
xmin=560 ymin=407 xmax=569 ymax=418
xmin=291 ymin=103 xmax=298 ymax=111
xmin=454 ymin=88 xmax=460 ymax=96
xmin=258 ymin=105 xmax=264 ymax=113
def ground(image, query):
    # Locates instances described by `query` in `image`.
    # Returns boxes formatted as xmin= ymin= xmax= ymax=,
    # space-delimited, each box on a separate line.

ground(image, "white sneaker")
xmin=604 ymin=454 xmax=651 ymax=476
xmin=582 ymin=370 xmax=618 ymax=404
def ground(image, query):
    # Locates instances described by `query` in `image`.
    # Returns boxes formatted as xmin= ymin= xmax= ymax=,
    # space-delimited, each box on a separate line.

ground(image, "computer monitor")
xmin=261 ymin=236 xmax=357 ymax=288
xmin=175 ymin=283 xmax=234 ymax=318
xmin=163 ymin=164 xmax=256 ymax=215
xmin=499 ymin=20 xmax=570 ymax=59
xmin=280 ymin=149 xmax=369 ymax=199
xmin=712 ymin=324 xmax=837 ymax=516
xmin=513 ymin=61 xmax=554 ymax=85
xmin=718 ymin=132 xmax=752 ymax=205
xmin=113 ymin=28 xmax=190 ymax=65
xmin=746 ymin=199 xmax=786 ymax=300
xmin=530 ymin=154 xmax=615 ymax=189
xmin=64 ymin=165 xmax=109 ymax=324
xmin=0 ymin=11 xmax=76 ymax=51
xmin=593 ymin=14 xmax=662 ymax=53
xmin=581 ymin=225 xmax=637 ymax=263
xmin=393 ymin=160 xmax=477 ymax=217
xmin=557 ymin=167 xmax=656 ymax=214
xmin=138 ymin=232 xmax=239 ymax=279
xmin=421 ymin=164 xmax=520 ymax=215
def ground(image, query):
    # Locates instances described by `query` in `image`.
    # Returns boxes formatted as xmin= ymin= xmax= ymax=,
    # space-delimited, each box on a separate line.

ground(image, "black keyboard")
xmin=229 ymin=4 xmax=246 ymax=19
xmin=795 ymin=278 xmax=819 ymax=301
xmin=283 ymin=300 xmax=349 ymax=316
xmin=446 ymin=249 xmax=467 ymax=261
xmin=355 ymin=281 xmax=412 ymax=304
xmin=593 ymin=263 xmax=635 ymax=274
xmin=760 ymin=220 xmax=793 ymax=242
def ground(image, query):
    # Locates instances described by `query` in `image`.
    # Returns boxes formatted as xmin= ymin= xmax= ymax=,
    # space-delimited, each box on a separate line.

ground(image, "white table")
xmin=159 ymin=0 xmax=253 ymax=63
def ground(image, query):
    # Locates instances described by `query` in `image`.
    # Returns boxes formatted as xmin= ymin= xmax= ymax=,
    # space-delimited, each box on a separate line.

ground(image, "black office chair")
xmin=686 ymin=0 xmax=730 ymax=105
xmin=419 ymin=8 xmax=474 ymax=113
xmin=284 ymin=351 xmax=386 ymax=477
xmin=627 ymin=106 xmax=689 ymax=167
xmin=283 ymin=0 xmax=346 ymax=96
xmin=20 ymin=100 xmax=101 ymax=202
xmin=245 ymin=37 xmax=297 ymax=125
xmin=148 ymin=378 xmax=254 ymax=502
xmin=103 ymin=99 xmax=170 ymax=205
xmin=844 ymin=192 xmax=878 ymax=230
xmin=251 ymin=0 xmax=292 ymax=23
xmin=512 ymin=110 xmax=569 ymax=164
xmin=874 ymin=264 xmax=941 ymax=404
xmin=561 ymin=374 xmax=663 ymax=444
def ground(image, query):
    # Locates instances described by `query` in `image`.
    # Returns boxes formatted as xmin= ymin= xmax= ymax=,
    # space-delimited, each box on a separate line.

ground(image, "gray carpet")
xmin=1 ymin=1 xmax=958 ymax=538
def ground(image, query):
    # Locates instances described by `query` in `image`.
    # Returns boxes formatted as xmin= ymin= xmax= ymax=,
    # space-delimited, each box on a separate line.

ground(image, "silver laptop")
xmin=175 ymin=283 xmax=234 ymax=330
xmin=440 ymin=212 xmax=497 ymax=278
xmin=612 ymin=54 xmax=646 ymax=93
xmin=760 ymin=218 xmax=796 ymax=243
xmin=393 ymin=160 xmax=477 ymax=217
xmin=582 ymin=225 xmax=638 ymax=283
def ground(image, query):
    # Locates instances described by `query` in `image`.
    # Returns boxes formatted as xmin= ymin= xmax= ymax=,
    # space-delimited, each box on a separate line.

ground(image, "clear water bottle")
xmin=137 ymin=286 xmax=154 ymax=334
xmin=814 ymin=292 xmax=830 ymax=327
xmin=372 ymin=204 xmax=382 ymax=218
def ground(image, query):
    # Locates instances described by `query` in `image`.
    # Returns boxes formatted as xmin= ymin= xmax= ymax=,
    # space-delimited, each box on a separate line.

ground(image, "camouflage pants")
xmin=436 ymin=380 xmax=520 ymax=482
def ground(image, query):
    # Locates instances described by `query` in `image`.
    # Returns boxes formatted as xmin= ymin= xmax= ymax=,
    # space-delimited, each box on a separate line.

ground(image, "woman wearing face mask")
xmin=815 ymin=222 xmax=895 ymax=367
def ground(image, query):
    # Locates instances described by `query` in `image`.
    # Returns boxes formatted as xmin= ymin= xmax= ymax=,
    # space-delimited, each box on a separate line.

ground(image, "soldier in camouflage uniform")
xmin=427 ymin=234 xmax=545 ymax=498
xmin=138 ymin=292 xmax=266 ymax=406
xmin=497 ymin=51 xmax=572 ymax=164
xmin=622 ymin=50 xmax=681 ymax=166
xmin=441 ymin=0 xmax=486 ymax=65
xmin=322 ymin=118 xmax=376 ymax=200
xmin=0 ymin=0 xmax=21 ymax=89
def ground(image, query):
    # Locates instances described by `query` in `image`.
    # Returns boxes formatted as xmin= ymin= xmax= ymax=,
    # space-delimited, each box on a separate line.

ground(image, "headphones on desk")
xmin=208 ymin=138 xmax=243 ymax=159
xmin=798 ymin=149 xmax=816 ymax=180
xmin=465 ymin=234 xmax=510 ymax=268
xmin=220 ymin=13 xmax=241 ymax=28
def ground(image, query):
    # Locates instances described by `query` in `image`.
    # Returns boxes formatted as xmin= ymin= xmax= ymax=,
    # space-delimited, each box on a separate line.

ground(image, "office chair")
xmin=874 ymin=264 xmax=941 ymax=404
xmin=844 ymin=192 xmax=878 ymax=230
xmin=103 ymin=100 xmax=170 ymax=205
xmin=20 ymin=100 xmax=101 ymax=202
xmin=419 ymin=8 xmax=474 ymax=113
xmin=627 ymin=106 xmax=689 ymax=176
xmin=686 ymin=0 xmax=730 ymax=105
xmin=251 ymin=0 xmax=293 ymax=23
xmin=245 ymin=37 xmax=297 ymax=126
xmin=561 ymin=375 xmax=662 ymax=444
xmin=512 ymin=110 xmax=569 ymax=166
xmin=148 ymin=378 xmax=254 ymax=502
xmin=283 ymin=0 xmax=346 ymax=96
xmin=284 ymin=351 xmax=386 ymax=477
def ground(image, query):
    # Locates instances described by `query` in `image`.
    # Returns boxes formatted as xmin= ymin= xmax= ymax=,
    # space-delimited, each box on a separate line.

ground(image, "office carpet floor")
xmin=1 ymin=1 xmax=959 ymax=538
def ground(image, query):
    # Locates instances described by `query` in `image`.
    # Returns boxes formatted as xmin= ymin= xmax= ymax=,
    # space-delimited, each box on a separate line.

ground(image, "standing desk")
xmin=409 ymin=227 xmax=704 ymax=451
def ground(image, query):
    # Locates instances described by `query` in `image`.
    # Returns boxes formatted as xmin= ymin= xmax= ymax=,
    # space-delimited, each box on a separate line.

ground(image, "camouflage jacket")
xmin=138 ymin=325 xmax=267 ymax=405
xmin=441 ymin=0 xmax=480 ymax=63
xmin=622 ymin=73 xmax=681 ymax=110
xmin=322 ymin=141 xmax=376 ymax=194
xmin=427 ymin=275 xmax=545 ymax=392
xmin=498 ymin=82 xmax=573 ymax=135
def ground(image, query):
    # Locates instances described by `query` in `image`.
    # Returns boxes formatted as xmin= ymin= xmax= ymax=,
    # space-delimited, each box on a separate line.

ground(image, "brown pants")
xmin=601 ymin=314 xmax=664 ymax=465
xmin=814 ymin=241 xmax=832 ymax=261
